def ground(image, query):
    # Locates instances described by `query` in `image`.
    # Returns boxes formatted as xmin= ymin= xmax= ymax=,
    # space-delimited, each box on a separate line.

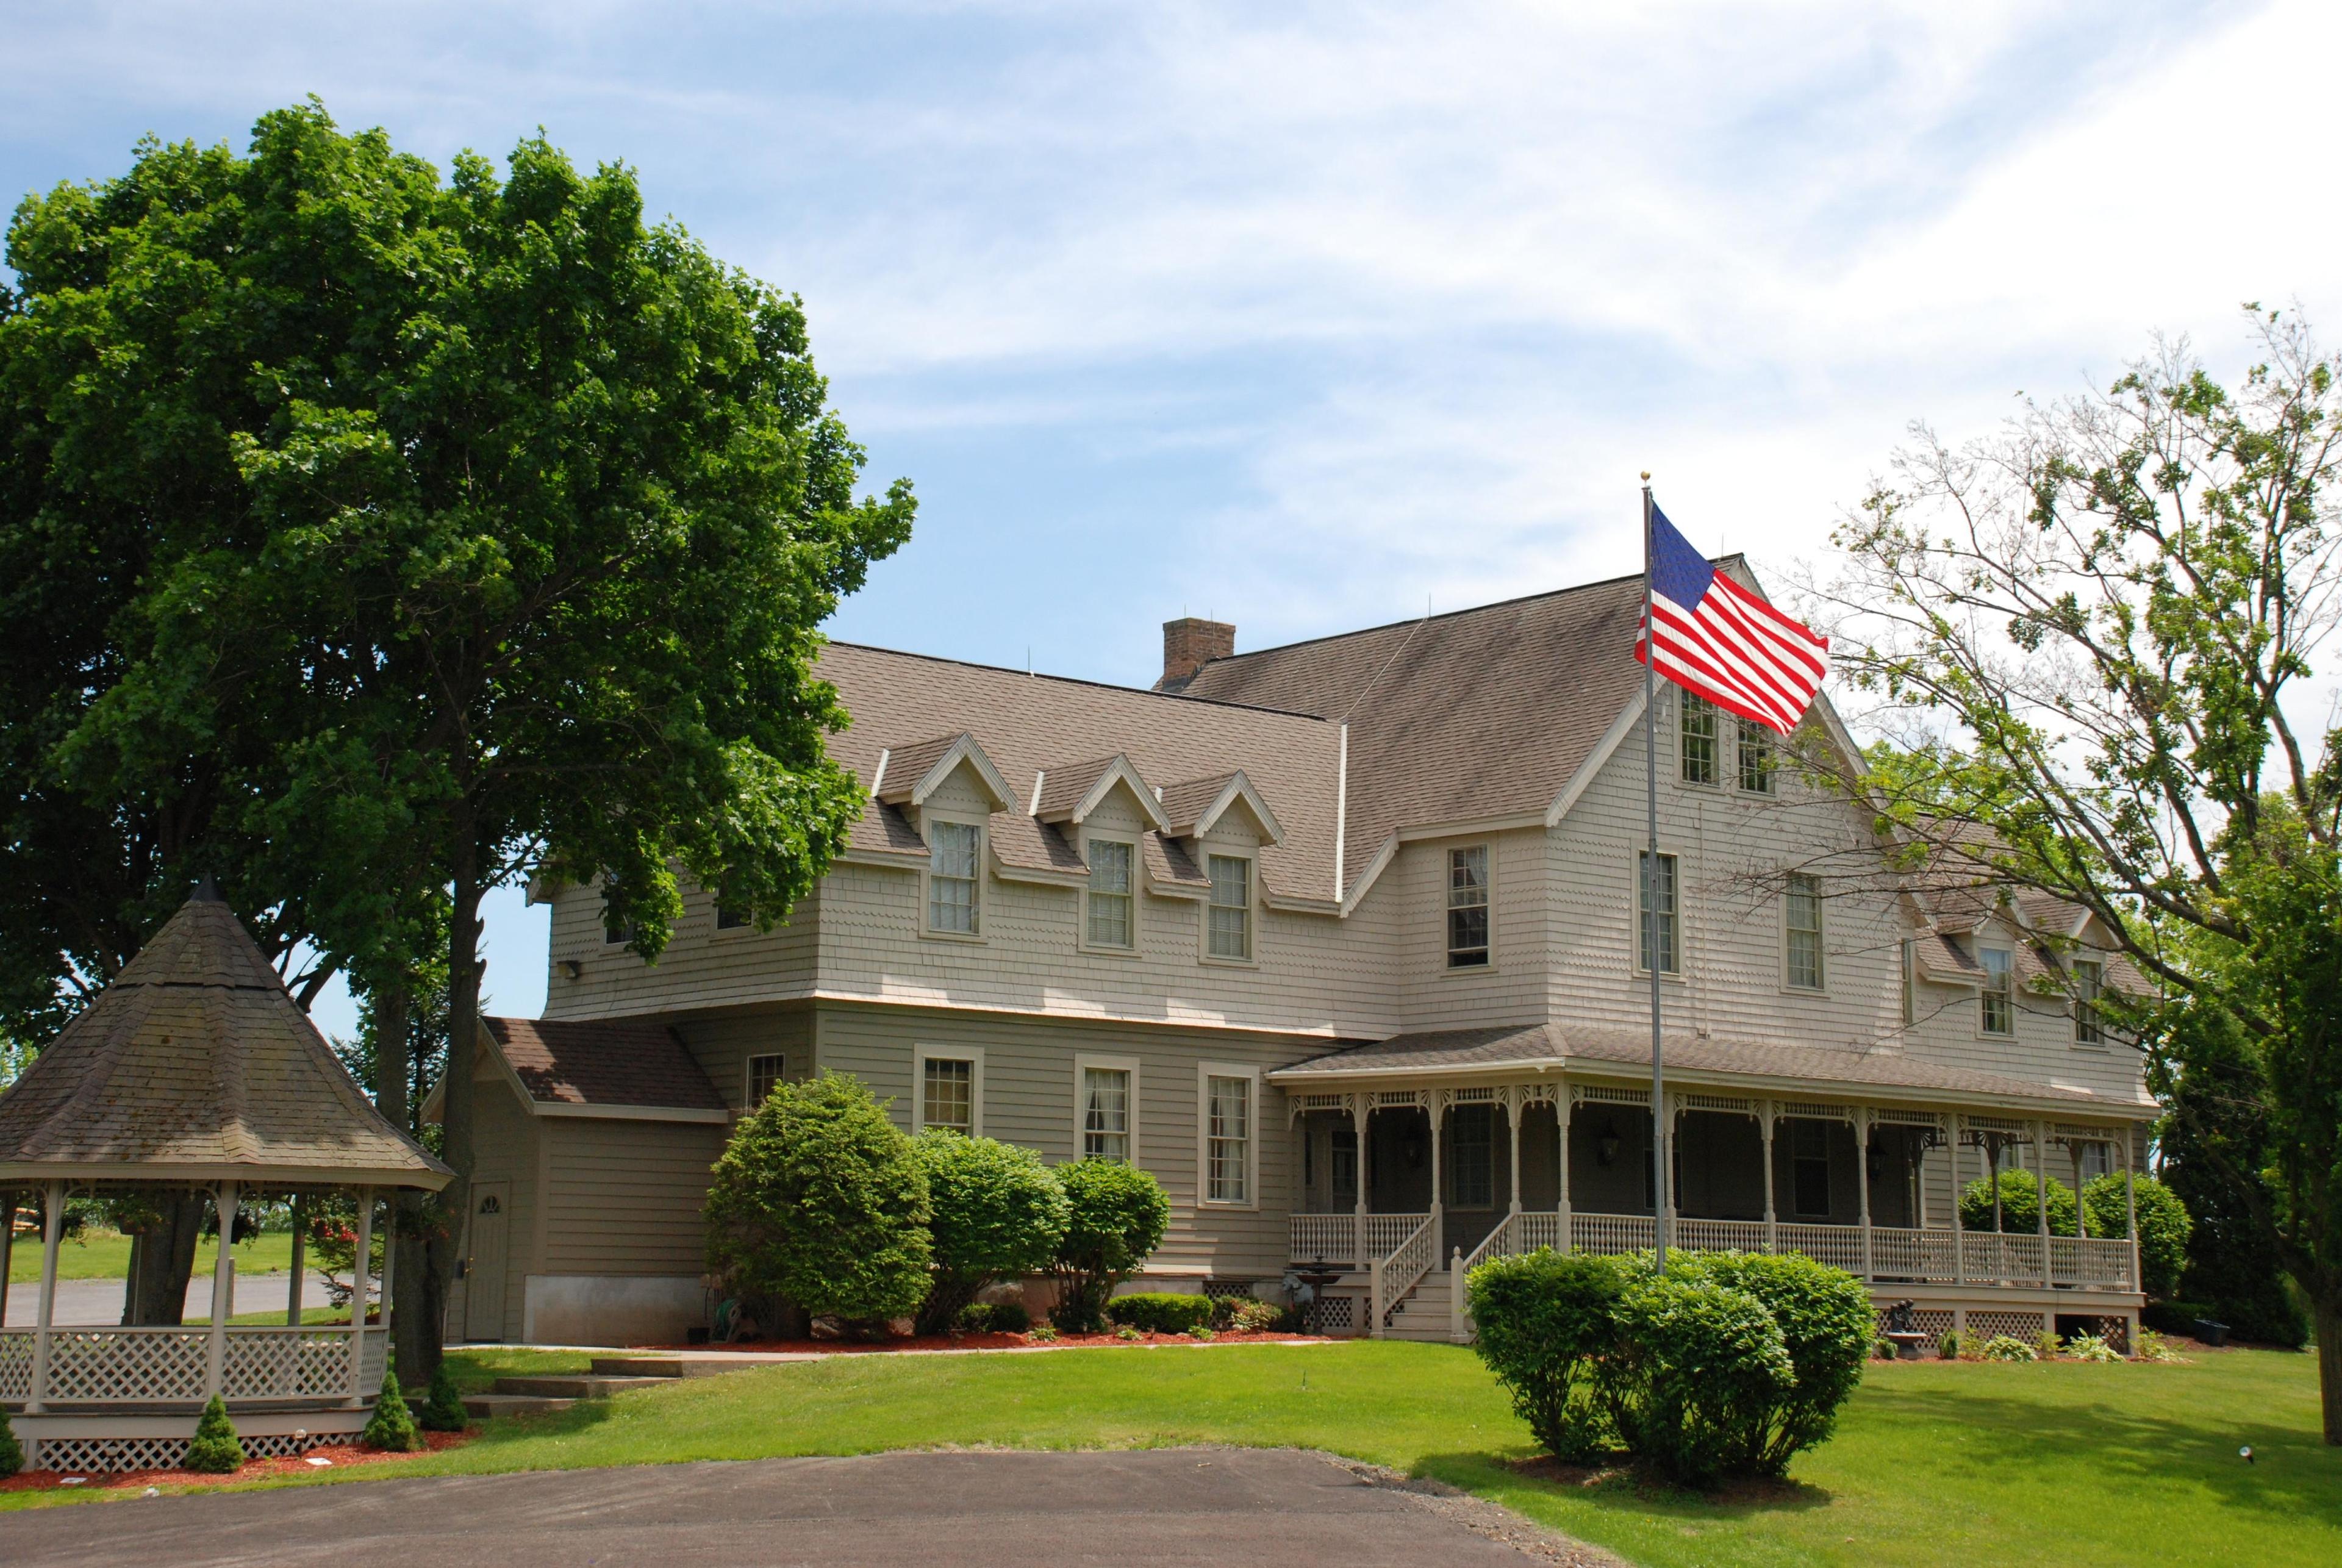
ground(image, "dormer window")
xmin=928 ymin=820 xmax=981 ymax=934
xmin=1206 ymin=854 xmax=1252 ymax=961
xmin=1979 ymin=946 xmax=2014 ymax=1035
xmin=1085 ymin=837 xmax=1135 ymax=950
xmin=1680 ymin=696 xmax=1718 ymax=786
xmin=2072 ymin=958 xmax=2104 ymax=1045
xmin=1447 ymin=846 xmax=1490 ymax=967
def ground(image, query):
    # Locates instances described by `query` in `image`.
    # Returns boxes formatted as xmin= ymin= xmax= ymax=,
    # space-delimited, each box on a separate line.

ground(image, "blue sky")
xmin=7 ymin=1 xmax=2331 ymax=1037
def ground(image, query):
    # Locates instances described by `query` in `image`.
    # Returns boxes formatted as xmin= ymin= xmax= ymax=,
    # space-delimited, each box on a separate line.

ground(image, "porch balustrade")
xmin=0 ymin=1325 xmax=379 ymax=1406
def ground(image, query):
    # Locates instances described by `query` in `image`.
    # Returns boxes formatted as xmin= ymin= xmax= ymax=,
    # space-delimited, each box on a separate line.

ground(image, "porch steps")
xmin=461 ymin=1390 xmax=579 ymax=1419
xmin=587 ymin=1355 xmax=755 ymax=1380
xmin=1380 ymin=1271 xmax=1455 ymax=1342
xmin=490 ymin=1372 xmax=678 ymax=1399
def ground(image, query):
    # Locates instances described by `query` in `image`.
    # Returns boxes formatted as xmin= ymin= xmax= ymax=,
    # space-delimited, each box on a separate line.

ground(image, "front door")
xmin=464 ymin=1181 xmax=510 ymax=1341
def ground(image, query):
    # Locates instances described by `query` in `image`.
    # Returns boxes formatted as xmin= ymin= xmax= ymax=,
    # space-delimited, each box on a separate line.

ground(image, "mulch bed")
xmin=637 ymin=1328 xmax=1329 ymax=1354
xmin=1 ymin=1430 xmax=470 ymax=1495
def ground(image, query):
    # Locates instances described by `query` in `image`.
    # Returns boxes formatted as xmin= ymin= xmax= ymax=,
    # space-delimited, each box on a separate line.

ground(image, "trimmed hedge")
xmin=1045 ymin=1160 xmax=1170 ymax=1331
xmin=910 ymin=1129 xmax=1070 ymax=1336
xmin=1105 ymin=1292 xmax=1214 ymax=1334
xmin=1465 ymin=1250 xmax=1627 ymax=1462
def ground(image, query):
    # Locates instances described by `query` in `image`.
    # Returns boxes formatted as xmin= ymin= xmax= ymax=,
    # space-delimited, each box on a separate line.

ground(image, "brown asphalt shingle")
xmin=483 ymin=1017 xmax=726 ymax=1111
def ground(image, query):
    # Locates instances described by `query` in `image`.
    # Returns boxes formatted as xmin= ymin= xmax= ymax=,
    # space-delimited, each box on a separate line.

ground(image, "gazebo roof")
xmin=0 ymin=888 xmax=451 ymax=1189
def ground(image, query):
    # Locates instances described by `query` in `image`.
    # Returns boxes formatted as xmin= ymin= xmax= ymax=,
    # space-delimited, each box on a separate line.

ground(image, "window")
xmin=1081 ymin=1065 xmax=1131 ymax=1159
xmin=601 ymin=886 xmax=632 ymax=945
xmin=1450 ymin=1104 xmax=1495 ymax=1208
xmin=1206 ymin=854 xmax=1252 ymax=961
xmin=2079 ymin=1141 xmax=2111 ymax=1181
xmin=1680 ymin=695 xmax=1718 ymax=785
xmin=2072 ymin=959 xmax=2104 ymax=1045
xmin=1980 ymin=947 xmax=2014 ymax=1035
xmin=716 ymin=905 xmax=749 ymax=931
xmin=1085 ymin=837 xmax=1135 ymax=949
xmin=1205 ymin=1073 xmax=1252 ymax=1203
xmin=745 ymin=1053 xmax=786 ymax=1107
xmin=1791 ymin=1121 xmax=1832 ymax=1216
xmin=922 ymin=1055 xmax=975 ymax=1134
xmin=1785 ymin=873 xmax=1824 ymax=990
xmin=1637 ymin=850 xmax=1679 ymax=974
xmin=1737 ymin=718 xmax=1775 ymax=793
xmin=927 ymin=820 xmax=981 ymax=934
xmin=1900 ymin=939 xmax=1916 ymax=1025
xmin=1447 ymin=845 xmax=1490 ymax=967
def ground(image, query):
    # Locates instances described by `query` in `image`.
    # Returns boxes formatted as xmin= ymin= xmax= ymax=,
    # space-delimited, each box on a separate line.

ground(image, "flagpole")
xmin=1642 ymin=473 xmax=1669 ymax=1276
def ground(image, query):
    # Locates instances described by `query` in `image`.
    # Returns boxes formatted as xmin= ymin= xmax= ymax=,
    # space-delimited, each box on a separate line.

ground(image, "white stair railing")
xmin=1371 ymin=1215 xmax=1438 ymax=1337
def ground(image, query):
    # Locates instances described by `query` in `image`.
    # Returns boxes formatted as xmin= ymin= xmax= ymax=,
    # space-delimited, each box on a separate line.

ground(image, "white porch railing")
xmin=0 ymin=1325 xmax=378 ymax=1406
xmin=1292 ymin=1212 xmax=2136 ymax=1291
xmin=1368 ymin=1216 xmax=1437 ymax=1336
xmin=1290 ymin=1214 xmax=1359 ymax=1264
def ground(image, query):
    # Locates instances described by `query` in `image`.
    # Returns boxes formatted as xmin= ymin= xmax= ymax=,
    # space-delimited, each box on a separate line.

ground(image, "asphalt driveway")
xmin=0 ymin=1448 xmax=1616 ymax=1567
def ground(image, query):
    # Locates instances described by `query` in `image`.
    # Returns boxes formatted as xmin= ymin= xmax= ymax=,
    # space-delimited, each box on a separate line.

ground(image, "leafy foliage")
xmin=704 ymin=1072 xmax=933 ymax=1326
xmin=1954 ymin=1169 xmax=2190 ymax=1298
xmin=1103 ymin=1292 xmax=1214 ymax=1334
xmin=908 ymin=1130 xmax=1070 ymax=1336
xmin=1980 ymin=1335 xmax=2039 ymax=1362
xmin=1466 ymin=1249 xmax=1631 ymax=1462
xmin=0 ymin=1401 xmax=20 ymax=1479
xmin=185 ymin=1394 xmax=245 ymax=1473
xmin=1674 ymin=1251 xmax=1876 ymax=1474
xmin=1608 ymin=1273 xmax=1797 ymax=1486
xmin=418 ymin=1357 xmax=469 ymax=1432
xmin=954 ymin=1300 xmax=1031 ymax=1334
xmin=1045 ymin=1160 xmax=1169 ymax=1331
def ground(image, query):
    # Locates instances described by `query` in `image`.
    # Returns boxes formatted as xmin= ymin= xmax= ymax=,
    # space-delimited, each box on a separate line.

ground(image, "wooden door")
xmin=464 ymin=1181 xmax=510 ymax=1341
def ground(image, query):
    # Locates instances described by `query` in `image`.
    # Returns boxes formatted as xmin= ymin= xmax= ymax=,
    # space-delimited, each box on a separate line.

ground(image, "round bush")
xmin=1610 ymin=1273 xmax=1796 ymax=1486
xmin=1959 ymin=1167 xmax=2077 ymax=1234
xmin=1046 ymin=1159 xmax=1169 ymax=1331
xmin=1104 ymin=1291 xmax=1214 ymax=1334
xmin=1674 ymin=1251 xmax=1874 ymax=1475
xmin=909 ymin=1129 xmax=1070 ymax=1335
xmin=1465 ymin=1249 xmax=1631 ymax=1462
xmin=704 ymin=1071 xmax=933 ymax=1327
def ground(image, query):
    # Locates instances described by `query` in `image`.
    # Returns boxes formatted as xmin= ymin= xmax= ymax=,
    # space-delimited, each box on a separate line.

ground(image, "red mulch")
xmin=1 ymin=1430 xmax=470 ymax=1495
xmin=634 ymin=1328 xmax=1328 ymax=1354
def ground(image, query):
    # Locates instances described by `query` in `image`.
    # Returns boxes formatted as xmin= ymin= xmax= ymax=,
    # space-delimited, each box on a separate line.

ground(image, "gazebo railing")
xmin=0 ymin=1325 xmax=381 ymax=1406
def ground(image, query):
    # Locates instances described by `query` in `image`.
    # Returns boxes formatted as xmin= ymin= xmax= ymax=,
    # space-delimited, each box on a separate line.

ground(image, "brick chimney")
xmin=1159 ymin=617 xmax=1234 ymax=690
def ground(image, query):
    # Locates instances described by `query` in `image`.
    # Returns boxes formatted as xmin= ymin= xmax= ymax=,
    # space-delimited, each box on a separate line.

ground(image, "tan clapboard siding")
xmin=676 ymin=1005 xmax=815 ymax=1111
xmin=813 ymin=1001 xmax=1300 ymax=1280
xmin=540 ymin=1117 xmax=728 ymax=1276
xmin=469 ymin=1073 xmax=539 ymax=1343
xmin=1388 ymin=829 xmax=1549 ymax=1032
xmin=543 ymin=882 xmax=821 ymax=1022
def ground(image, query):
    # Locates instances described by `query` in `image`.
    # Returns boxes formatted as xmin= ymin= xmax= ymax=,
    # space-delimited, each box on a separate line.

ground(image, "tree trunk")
xmin=374 ymin=975 xmax=438 ymax=1381
xmin=425 ymin=849 xmax=484 ymax=1368
xmin=2318 ymin=1295 xmax=2341 ymax=1445
xmin=124 ymin=1194 xmax=206 ymax=1326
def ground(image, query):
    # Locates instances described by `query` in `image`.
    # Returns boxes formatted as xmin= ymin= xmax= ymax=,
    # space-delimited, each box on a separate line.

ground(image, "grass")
xmin=3 ymin=1340 xmax=2332 ymax=1566
xmin=7 ymin=1227 xmax=297 ymax=1284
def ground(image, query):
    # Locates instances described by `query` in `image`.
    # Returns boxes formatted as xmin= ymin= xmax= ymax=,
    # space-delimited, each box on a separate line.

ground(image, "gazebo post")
xmin=204 ymin=1180 xmax=240 ymax=1400
xmin=381 ymin=1202 xmax=397 ymax=1348
xmin=28 ymin=1179 xmax=65 ymax=1414
xmin=346 ymin=1186 xmax=374 ymax=1405
xmin=286 ymin=1192 xmax=307 ymax=1326
xmin=0 ymin=1189 xmax=14 ymax=1329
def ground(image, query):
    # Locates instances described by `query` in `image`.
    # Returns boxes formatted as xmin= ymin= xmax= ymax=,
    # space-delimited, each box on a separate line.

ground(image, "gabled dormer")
xmin=874 ymin=732 xmax=1013 ymax=940
xmin=1156 ymin=771 xmax=1284 ymax=847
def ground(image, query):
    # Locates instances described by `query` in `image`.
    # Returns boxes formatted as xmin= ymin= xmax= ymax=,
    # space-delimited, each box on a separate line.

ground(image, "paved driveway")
xmin=0 ymin=1448 xmax=1616 ymax=1567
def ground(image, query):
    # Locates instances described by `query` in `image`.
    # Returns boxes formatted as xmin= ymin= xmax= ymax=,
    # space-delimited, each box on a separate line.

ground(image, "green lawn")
xmin=5 ymin=1340 xmax=2333 ymax=1566
xmin=7 ymin=1227 xmax=297 ymax=1284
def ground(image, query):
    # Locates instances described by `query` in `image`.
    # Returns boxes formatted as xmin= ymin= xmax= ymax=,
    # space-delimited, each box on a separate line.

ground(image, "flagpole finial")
xmin=1639 ymin=471 xmax=1651 ymax=482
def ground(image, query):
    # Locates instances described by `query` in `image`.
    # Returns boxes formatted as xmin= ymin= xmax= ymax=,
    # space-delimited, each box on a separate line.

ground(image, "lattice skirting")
xmin=1965 ymin=1309 xmax=2049 ymax=1343
xmin=1874 ymin=1306 xmax=1957 ymax=1342
xmin=1307 ymin=1295 xmax=1359 ymax=1336
xmin=29 ymin=1428 xmax=360 ymax=1475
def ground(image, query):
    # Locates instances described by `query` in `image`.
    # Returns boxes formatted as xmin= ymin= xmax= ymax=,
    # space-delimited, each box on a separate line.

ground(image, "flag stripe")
xmin=1637 ymin=503 xmax=1828 ymax=735
xmin=1650 ymin=595 xmax=1805 ymax=724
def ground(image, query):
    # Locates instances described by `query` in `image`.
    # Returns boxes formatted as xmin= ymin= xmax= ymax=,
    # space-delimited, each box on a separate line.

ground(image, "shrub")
xmin=185 ymin=1394 xmax=245 ymax=1473
xmin=362 ymin=1350 xmax=422 ymax=1452
xmin=1027 ymin=1321 xmax=1059 ymax=1343
xmin=2133 ymin=1328 xmax=2183 ymax=1362
xmin=1188 ymin=1325 xmax=1215 ymax=1341
xmin=2080 ymin=1174 xmax=2193 ymax=1300
xmin=1671 ymin=1251 xmax=1874 ymax=1476
xmin=1980 ymin=1334 xmax=2038 ymax=1362
xmin=956 ymin=1300 xmax=1032 ymax=1334
xmin=418 ymin=1358 xmax=468 ymax=1432
xmin=1959 ymin=1167 xmax=2076 ymax=1234
xmin=1115 ymin=1325 xmax=1140 ymax=1342
xmin=2064 ymin=1333 xmax=2122 ymax=1362
xmin=1213 ymin=1296 xmax=1281 ymax=1334
xmin=705 ymin=1072 xmax=933 ymax=1327
xmin=1045 ymin=1160 xmax=1170 ymax=1331
xmin=2036 ymin=1328 xmax=2064 ymax=1359
xmin=2141 ymin=1298 xmax=2216 ymax=1338
xmin=0 ymin=1403 xmax=21 ymax=1480
xmin=910 ymin=1130 xmax=1071 ymax=1335
xmin=1466 ymin=1249 xmax=1631 ymax=1463
xmin=1608 ymin=1273 xmax=1796 ymax=1486
xmin=1938 ymin=1329 xmax=1966 ymax=1359
xmin=1105 ymin=1291 xmax=1214 ymax=1334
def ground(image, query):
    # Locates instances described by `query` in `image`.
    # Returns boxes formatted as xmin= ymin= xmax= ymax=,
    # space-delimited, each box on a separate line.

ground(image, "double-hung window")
xmin=745 ymin=1053 xmax=786 ymax=1108
xmin=1785 ymin=873 xmax=1824 ymax=990
xmin=1447 ymin=845 xmax=1490 ymax=967
xmin=1086 ymin=838 xmax=1134 ymax=949
xmin=1979 ymin=947 xmax=2014 ymax=1035
xmin=1081 ymin=1065 xmax=1131 ymax=1160
xmin=1680 ymin=696 xmax=1718 ymax=786
xmin=1205 ymin=1073 xmax=1251 ymax=1202
xmin=1206 ymin=854 xmax=1252 ymax=961
xmin=922 ymin=1055 xmax=975 ymax=1134
xmin=1899 ymin=938 xmax=1916 ymax=1025
xmin=1737 ymin=718 xmax=1775 ymax=793
xmin=2072 ymin=958 xmax=2104 ymax=1045
xmin=1450 ymin=1104 xmax=1495 ymax=1208
xmin=1638 ymin=850 xmax=1679 ymax=974
xmin=927 ymin=820 xmax=981 ymax=934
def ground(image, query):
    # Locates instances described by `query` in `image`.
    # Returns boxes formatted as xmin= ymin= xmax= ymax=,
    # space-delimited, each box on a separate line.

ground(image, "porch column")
xmin=2123 ymin=1133 xmax=2141 ymax=1293
xmin=1556 ymin=1083 xmax=1572 ymax=1247
xmin=204 ymin=1180 xmax=240 ymax=1400
xmin=2032 ymin=1119 xmax=2050 ymax=1285
xmin=1856 ymin=1109 xmax=1875 ymax=1282
xmin=0 ymin=1190 xmax=13 ymax=1328
xmin=1428 ymin=1094 xmax=1445 ymax=1229
xmin=27 ymin=1180 xmax=64 ymax=1414
xmin=346 ymin=1186 xmax=374 ymax=1405
xmin=1760 ymin=1101 xmax=1777 ymax=1253
xmin=381 ymin=1200 xmax=397 ymax=1344
xmin=1350 ymin=1094 xmax=1369 ymax=1265
xmin=1951 ymin=1122 xmax=1966 ymax=1286
xmin=2075 ymin=1139 xmax=2088 ymax=1239
xmin=1505 ymin=1088 xmax=1524 ymax=1217
xmin=286 ymin=1193 xmax=307 ymax=1326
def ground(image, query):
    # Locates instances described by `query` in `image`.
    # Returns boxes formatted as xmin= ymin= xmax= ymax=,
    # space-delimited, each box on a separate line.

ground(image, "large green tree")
xmin=1 ymin=103 xmax=912 ymax=1368
xmin=1815 ymin=309 xmax=2342 ymax=1439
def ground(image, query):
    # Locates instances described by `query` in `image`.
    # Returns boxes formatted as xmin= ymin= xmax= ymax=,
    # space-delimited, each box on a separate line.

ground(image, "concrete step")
xmin=462 ymin=1391 xmax=577 ymax=1418
xmin=491 ymin=1373 xmax=677 ymax=1399
xmin=589 ymin=1355 xmax=743 ymax=1380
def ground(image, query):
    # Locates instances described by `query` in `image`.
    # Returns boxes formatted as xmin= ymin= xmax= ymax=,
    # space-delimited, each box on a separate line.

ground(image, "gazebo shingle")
xmin=0 ymin=890 xmax=451 ymax=1188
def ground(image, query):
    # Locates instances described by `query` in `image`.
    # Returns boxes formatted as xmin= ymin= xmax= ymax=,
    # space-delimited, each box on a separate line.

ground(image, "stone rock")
xmin=809 ymin=1314 xmax=843 ymax=1341
xmin=886 ymin=1316 xmax=915 ymax=1338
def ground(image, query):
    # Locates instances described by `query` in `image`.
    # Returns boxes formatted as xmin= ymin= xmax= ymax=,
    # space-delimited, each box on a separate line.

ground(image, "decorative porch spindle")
xmin=1556 ymin=1083 xmax=1571 ymax=1237
xmin=1505 ymin=1088 xmax=1523 ymax=1217
xmin=1351 ymin=1093 xmax=1369 ymax=1263
xmin=347 ymin=1186 xmax=374 ymax=1405
xmin=1950 ymin=1123 xmax=1966 ymax=1286
xmin=287 ymin=1193 xmax=307 ymax=1326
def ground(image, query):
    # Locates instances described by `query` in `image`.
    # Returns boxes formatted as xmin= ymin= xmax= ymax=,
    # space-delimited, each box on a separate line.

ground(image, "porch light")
xmin=1597 ymin=1128 xmax=1622 ymax=1167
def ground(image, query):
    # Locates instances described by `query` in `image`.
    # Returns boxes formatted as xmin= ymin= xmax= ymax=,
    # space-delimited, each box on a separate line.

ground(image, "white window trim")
xmin=919 ymin=812 xmax=988 ymax=943
xmin=1782 ymin=873 xmax=1825 ymax=993
xmin=1735 ymin=714 xmax=1778 ymax=795
xmin=743 ymin=1052 xmax=787 ymax=1109
xmin=2071 ymin=956 xmax=2107 ymax=1050
xmin=1073 ymin=1052 xmax=1142 ymax=1164
xmin=1443 ymin=842 xmax=1495 ymax=974
xmin=1676 ymin=691 xmax=1722 ymax=790
xmin=1196 ymin=1062 xmax=1261 ymax=1209
xmin=1077 ymin=830 xmax=1141 ymax=957
xmin=1199 ymin=849 xmax=1258 ymax=967
xmin=913 ymin=1043 xmax=985 ymax=1136
xmin=1977 ymin=946 xmax=2016 ymax=1037
xmin=1630 ymin=845 xmax=1685 ymax=978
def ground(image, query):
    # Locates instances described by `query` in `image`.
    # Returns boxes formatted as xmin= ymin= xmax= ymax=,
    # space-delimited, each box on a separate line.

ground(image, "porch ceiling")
xmin=1266 ymin=1021 xmax=2155 ymax=1119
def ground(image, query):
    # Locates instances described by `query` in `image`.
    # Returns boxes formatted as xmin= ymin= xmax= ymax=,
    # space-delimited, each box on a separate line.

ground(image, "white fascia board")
xmin=1060 ymin=755 xmax=1171 ymax=833
xmin=1191 ymin=771 xmax=1286 ymax=845
xmin=910 ymin=734 xmax=1015 ymax=813
xmin=1339 ymin=831 xmax=1399 ymax=916
xmin=1545 ymin=690 xmax=1648 ymax=827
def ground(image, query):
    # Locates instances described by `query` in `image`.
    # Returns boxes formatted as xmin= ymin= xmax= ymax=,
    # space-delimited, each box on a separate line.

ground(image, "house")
xmin=439 ymin=564 xmax=2155 ymax=1350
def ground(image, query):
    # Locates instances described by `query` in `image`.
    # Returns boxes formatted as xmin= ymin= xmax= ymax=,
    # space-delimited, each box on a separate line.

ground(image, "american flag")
xmin=1635 ymin=502 xmax=1828 ymax=734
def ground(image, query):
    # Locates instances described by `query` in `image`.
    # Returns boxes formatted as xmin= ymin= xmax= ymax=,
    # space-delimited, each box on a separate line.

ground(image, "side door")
xmin=463 ymin=1181 xmax=510 ymax=1341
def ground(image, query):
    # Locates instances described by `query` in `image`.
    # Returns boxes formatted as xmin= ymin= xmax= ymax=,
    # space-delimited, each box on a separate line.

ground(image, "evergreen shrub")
xmin=1104 ymin=1291 xmax=1214 ymax=1333
xmin=362 ymin=1351 xmax=422 ymax=1451
xmin=909 ymin=1130 xmax=1069 ymax=1336
xmin=705 ymin=1072 xmax=933 ymax=1328
xmin=418 ymin=1358 xmax=468 ymax=1431
xmin=1045 ymin=1160 xmax=1169 ymax=1331
xmin=0 ymin=1402 xmax=21 ymax=1480
xmin=185 ymin=1394 xmax=244 ymax=1473
xmin=955 ymin=1300 xmax=1033 ymax=1334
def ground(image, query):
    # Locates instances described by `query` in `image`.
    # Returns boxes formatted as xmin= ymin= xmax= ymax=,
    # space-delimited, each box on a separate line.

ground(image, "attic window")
xmin=1979 ymin=947 xmax=2014 ymax=1035
xmin=928 ymin=820 xmax=981 ymax=935
xmin=1206 ymin=855 xmax=1252 ymax=961
xmin=1086 ymin=838 xmax=1135 ymax=949
xmin=2072 ymin=959 xmax=2104 ymax=1046
xmin=1447 ymin=846 xmax=1489 ymax=967
xmin=1680 ymin=696 xmax=1718 ymax=786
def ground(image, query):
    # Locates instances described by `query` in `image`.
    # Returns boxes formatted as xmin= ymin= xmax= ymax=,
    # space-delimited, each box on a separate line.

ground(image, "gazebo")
xmin=0 ymin=886 xmax=451 ymax=1473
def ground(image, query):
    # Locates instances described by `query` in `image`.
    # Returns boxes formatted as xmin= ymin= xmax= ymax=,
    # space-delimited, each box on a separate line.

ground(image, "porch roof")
xmin=1266 ymin=1022 xmax=2157 ymax=1119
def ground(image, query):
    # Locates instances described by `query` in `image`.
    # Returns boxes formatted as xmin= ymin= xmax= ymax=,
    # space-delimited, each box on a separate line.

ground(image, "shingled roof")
xmin=481 ymin=1017 xmax=726 ymax=1113
xmin=0 ymin=890 xmax=452 ymax=1187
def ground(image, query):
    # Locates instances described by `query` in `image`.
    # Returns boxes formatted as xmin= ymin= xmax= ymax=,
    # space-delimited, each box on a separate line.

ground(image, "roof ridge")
xmin=1198 ymin=566 xmax=1649 ymax=667
xmin=822 ymin=641 xmax=1330 ymax=721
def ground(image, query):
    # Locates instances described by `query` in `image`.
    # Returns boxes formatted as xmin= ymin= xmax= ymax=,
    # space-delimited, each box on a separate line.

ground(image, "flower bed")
xmin=0 ymin=1429 xmax=470 ymax=1495
xmin=640 ymin=1328 xmax=1325 ymax=1355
